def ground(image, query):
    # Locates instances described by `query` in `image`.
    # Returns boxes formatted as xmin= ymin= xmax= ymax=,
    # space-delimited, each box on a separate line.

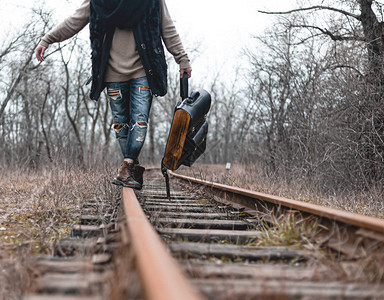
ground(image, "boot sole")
xmin=112 ymin=179 xmax=142 ymax=190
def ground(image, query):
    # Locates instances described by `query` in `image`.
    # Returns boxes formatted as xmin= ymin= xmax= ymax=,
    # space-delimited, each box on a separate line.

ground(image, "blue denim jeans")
xmin=106 ymin=77 xmax=153 ymax=162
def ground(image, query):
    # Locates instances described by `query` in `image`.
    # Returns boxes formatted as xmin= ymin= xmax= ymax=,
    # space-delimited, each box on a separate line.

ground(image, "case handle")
xmin=180 ymin=72 xmax=189 ymax=100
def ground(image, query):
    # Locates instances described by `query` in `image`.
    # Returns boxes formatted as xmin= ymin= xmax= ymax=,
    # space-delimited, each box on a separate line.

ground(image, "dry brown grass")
xmin=0 ymin=163 xmax=120 ymax=298
xmin=253 ymin=212 xmax=323 ymax=248
xmin=177 ymin=163 xmax=384 ymax=284
xmin=0 ymin=162 xmax=382 ymax=297
xmin=177 ymin=163 xmax=384 ymax=218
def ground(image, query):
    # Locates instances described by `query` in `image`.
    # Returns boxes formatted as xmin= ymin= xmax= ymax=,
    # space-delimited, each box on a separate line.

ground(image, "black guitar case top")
xmin=161 ymin=73 xmax=212 ymax=199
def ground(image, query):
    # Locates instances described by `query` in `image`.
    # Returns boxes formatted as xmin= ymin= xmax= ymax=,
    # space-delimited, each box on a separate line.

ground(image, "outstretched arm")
xmin=36 ymin=0 xmax=90 ymax=62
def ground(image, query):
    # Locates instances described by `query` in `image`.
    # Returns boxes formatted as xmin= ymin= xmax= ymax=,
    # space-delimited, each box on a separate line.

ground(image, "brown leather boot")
xmin=112 ymin=161 xmax=141 ymax=189
xmin=134 ymin=165 xmax=145 ymax=189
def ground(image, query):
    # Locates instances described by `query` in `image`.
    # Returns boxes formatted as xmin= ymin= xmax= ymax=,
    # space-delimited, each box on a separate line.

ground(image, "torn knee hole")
xmin=113 ymin=121 xmax=127 ymax=132
xmin=131 ymin=121 xmax=148 ymax=131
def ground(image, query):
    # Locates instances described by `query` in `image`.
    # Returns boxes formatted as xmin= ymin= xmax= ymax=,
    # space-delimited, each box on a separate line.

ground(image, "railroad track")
xmin=24 ymin=168 xmax=384 ymax=299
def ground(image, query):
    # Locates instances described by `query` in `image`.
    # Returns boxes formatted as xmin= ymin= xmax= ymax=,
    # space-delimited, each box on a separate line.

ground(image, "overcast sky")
xmin=1 ymin=0 xmax=297 ymax=86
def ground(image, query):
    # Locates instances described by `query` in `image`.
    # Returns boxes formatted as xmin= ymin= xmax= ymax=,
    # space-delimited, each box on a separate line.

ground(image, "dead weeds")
xmin=177 ymin=163 xmax=384 ymax=218
xmin=0 ymin=164 xmax=120 ymax=297
xmin=177 ymin=164 xmax=384 ymax=284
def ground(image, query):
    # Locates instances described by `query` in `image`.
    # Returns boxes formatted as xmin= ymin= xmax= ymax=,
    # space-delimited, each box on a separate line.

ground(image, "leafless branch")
xmin=327 ymin=64 xmax=364 ymax=77
xmin=290 ymin=24 xmax=365 ymax=41
xmin=258 ymin=6 xmax=361 ymax=21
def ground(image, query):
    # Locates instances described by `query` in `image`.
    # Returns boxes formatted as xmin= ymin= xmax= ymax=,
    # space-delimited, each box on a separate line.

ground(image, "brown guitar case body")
xmin=162 ymin=89 xmax=211 ymax=170
xmin=161 ymin=74 xmax=211 ymax=197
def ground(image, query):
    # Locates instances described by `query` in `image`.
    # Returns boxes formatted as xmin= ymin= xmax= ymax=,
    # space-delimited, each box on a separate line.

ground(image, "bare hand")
xmin=36 ymin=45 xmax=47 ymax=62
xmin=180 ymin=68 xmax=192 ymax=78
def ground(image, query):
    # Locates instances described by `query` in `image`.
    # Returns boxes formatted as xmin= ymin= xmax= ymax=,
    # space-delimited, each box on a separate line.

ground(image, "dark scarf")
xmin=91 ymin=0 xmax=150 ymax=28
xmin=89 ymin=0 xmax=152 ymax=100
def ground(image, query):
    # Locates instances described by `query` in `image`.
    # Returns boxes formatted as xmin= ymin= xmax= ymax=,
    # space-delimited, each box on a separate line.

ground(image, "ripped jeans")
xmin=106 ymin=77 xmax=152 ymax=162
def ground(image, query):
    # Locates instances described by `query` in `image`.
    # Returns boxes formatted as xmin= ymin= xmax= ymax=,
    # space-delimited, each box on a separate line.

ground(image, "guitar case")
xmin=161 ymin=73 xmax=211 ymax=198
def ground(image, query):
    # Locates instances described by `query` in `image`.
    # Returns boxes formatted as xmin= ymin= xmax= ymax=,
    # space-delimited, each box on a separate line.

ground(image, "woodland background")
xmin=1 ymin=0 xmax=383 ymax=197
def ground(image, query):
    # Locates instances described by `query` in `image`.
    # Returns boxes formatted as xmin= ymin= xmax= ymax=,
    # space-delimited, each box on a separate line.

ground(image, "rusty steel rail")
xmin=169 ymin=171 xmax=384 ymax=235
xmin=122 ymin=187 xmax=203 ymax=300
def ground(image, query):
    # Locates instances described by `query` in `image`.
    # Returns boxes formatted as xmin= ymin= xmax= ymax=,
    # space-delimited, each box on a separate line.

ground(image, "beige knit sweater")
xmin=40 ymin=0 xmax=191 ymax=83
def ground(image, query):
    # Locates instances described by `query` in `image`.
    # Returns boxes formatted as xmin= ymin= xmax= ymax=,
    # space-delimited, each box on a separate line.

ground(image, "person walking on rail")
xmin=35 ymin=0 xmax=192 ymax=190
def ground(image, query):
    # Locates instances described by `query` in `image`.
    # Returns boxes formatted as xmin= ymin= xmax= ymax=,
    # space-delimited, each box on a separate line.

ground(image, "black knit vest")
xmin=89 ymin=0 xmax=167 ymax=100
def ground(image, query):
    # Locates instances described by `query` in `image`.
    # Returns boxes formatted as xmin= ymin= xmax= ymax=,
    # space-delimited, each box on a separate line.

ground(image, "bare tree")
xmin=258 ymin=0 xmax=384 ymax=185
